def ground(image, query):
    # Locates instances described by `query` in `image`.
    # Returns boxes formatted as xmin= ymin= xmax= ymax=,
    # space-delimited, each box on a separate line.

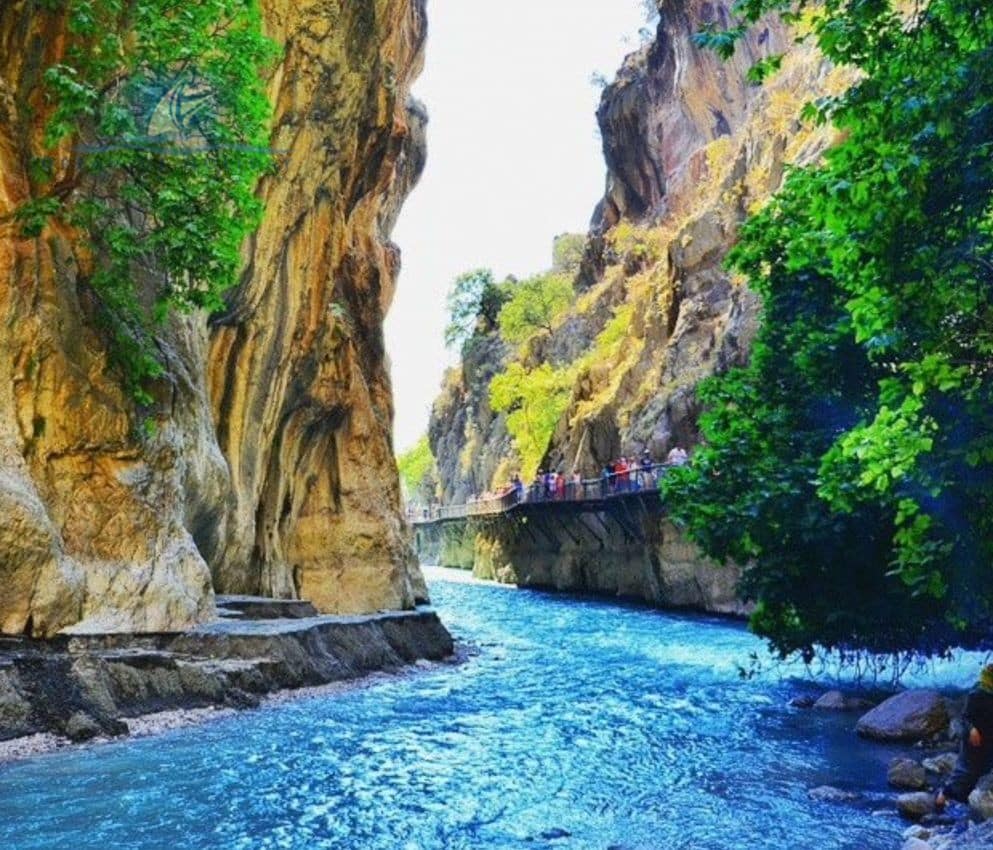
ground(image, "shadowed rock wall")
xmin=414 ymin=501 xmax=746 ymax=617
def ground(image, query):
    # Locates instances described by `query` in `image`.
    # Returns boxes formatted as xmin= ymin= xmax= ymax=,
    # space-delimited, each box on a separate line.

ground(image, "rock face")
xmin=425 ymin=1 xmax=852 ymax=605
xmin=0 ymin=604 xmax=453 ymax=744
xmin=856 ymin=690 xmax=951 ymax=743
xmin=413 ymin=501 xmax=747 ymax=617
xmin=0 ymin=1 xmax=429 ymax=635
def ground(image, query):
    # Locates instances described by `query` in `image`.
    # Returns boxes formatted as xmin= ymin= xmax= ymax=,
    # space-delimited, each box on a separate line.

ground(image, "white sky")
xmin=386 ymin=0 xmax=651 ymax=453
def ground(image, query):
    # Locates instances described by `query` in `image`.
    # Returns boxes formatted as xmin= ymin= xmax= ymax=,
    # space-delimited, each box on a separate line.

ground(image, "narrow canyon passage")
xmin=0 ymin=569 xmax=956 ymax=850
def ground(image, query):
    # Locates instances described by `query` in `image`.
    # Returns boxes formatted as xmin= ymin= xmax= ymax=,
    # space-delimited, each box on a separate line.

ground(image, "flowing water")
xmin=0 ymin=568 xmax=976 ymax=850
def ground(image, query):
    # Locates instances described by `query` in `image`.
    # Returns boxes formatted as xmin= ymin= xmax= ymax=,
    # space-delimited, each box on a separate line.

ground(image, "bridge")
xmin=407 ymin=462 xmax=744 ymax=617
xmin=408 ymin=465 xmax=672 ymax=526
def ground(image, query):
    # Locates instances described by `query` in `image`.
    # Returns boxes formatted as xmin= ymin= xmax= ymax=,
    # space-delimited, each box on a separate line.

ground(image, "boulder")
xmin=902 ymin=839 xmax=933 ymax=850
xmin=968 ymin=772 xmax=993 ymax=822
xmin=63 ymin=711 xmax=102 ymax=743
xmin=923 ymin=753 xmax=958 ymax=776
xmin=903 ymin=825 xmax=932 ymax=842
xmin=897 ymin=792 xmax=938 ymax=821
xmin=857 ymin=690 xmax=951 ymax=742
xmin=789 ymin=695 xmax=817 ymax=709
xmin=808 ymin=785 xmax=860 ymax=803
xmin=889 ymin=757 xmax=930 ymax=790
xmin=813 ymin=690 xmax=875 ymax=711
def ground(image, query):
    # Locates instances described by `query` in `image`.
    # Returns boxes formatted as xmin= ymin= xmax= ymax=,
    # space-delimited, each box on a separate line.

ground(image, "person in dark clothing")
xmin=937 ymin=665 xmax=993 ymax=806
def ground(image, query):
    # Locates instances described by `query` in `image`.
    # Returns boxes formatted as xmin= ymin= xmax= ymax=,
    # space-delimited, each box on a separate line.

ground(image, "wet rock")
xmin=63 ymin=712 xmax=102 ymax=743
xmin=902 ymin=838 xmax=934 ymax=850
xmin=539 ymin=828 xmax=572 ymax=840
xmin=898 ymin=792 xmax=938 ymax=821
xmin=0 ymin=609 xmax=454 ymax=747
xmin=923 ymin=753 xmax=958 ymax=776
xmin=813 ymin=690 xmax=875 ymax=711
xmin=789 ymin=695 xmax=817 ymax=709
xmin=904 ymin=825 xmax=932 ymax=842
xmin=968 ymin=772 xmax=993 ymax=822
xmin=808 ymin=785 xmax=860 ymax=803
xmin=889 ymin=757 xmax=930 ymax=790
xmin=857 ymin=690 xmax=951 ymax=743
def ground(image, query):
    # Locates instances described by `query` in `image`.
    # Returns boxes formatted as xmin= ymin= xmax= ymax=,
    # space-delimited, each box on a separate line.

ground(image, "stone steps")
xmin=215 ymin=596 xmax=319 ymax=621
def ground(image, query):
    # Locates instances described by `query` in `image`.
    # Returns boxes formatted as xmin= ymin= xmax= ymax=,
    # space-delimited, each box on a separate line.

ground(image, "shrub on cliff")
xmin=666 ymin=0 xmax=993 ymax=657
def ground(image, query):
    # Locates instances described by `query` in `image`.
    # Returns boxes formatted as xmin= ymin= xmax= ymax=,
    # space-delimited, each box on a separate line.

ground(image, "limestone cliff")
xmin=422 ymin=1 xmax=853 ymax=606
xmin=429 ymin=0 xmax=851 ymax=491
xmin=0 ymin=0 xmax=428 ymax=637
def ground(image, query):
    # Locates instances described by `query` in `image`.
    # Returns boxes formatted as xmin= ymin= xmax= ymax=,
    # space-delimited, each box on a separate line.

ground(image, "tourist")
xmin=629 ymin=457 xmax=641 ymax=491
xmin=937 ymin=664 xmax=993 ymax=807
xmin=640 ymin=449 xmax=654 ymax=485
xmin=601 ymin=464 xmax=612 ymax=497
xmin=616 ymin=456 xmax=629 ymax=492
xmin=666 ymin=446 xmax=689 ymax=466
xmin=555 ymin=470 xmax=566 ymax=500
xmin=570 ymin=471 xmax=582 ymax=499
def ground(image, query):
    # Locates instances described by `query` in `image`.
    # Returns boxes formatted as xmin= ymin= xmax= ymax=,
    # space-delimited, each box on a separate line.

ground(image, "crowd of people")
xmin=409 ymin=446 xmax=693 ymax=521
xmin=467 ymin=446 xmax=692 ymax=507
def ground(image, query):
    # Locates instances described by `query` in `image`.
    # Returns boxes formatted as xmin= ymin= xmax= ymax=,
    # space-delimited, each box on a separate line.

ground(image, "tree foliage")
xmin=497 ymin=273 xmax=573 ymax=345
xmin=397 ymin=435 xmax=436 ymax=501
xmin=490 ymin=363 xmax=574 ymax=479
xmin=21 ymin=0 xmax=276 ymax=406
xmin=552 ymin=232 xmax=586 ymax=274
xmin=666 ymin=0 xmax=993 ymax=657
xmin=443 ymin=269 xmax=508 ymax=353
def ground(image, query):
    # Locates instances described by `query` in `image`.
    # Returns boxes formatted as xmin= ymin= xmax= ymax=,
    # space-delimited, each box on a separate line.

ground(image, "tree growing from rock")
xmin=497 ymin=273 xmax=574 ymax=345
xmin=444 ymin=269 xmax=508 ymax=354
xmin=665 ymin=0 xmax=993 ymax=657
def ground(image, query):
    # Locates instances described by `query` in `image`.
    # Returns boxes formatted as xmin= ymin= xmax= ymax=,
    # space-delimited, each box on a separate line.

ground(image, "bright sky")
xmin=386 ymin=0 xmax=650 ymax=453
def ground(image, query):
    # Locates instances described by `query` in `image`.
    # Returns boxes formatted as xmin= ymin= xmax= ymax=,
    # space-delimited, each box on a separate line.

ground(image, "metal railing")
xmin=408 ymin=464 xmax=675 ymax=524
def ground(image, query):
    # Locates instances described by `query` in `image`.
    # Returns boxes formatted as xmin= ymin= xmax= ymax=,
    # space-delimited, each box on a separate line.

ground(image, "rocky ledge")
xmin=0 ymin=596 xmax=453 ymax=752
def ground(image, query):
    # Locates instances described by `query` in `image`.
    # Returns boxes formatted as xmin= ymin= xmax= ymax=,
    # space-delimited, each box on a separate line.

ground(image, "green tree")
xmin=21 ymin=0 xmax=276 ymax=406
xmin=490 ymin=363 xmax=574 ymax=479
xmin=552 ymin=233 xmax=586 ymax=273
xmin=443 ymin=269 xmax=508 ymax=352
xmin=497 ymin=273 xmax=573 ymax=345
xmin=397 ymin=436 xmax=436 ymax=502
xmin=666 ymin=0 xmax=993 ymax=657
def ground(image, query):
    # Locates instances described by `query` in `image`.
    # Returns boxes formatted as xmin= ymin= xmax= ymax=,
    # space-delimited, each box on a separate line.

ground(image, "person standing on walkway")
xmin=601 ymin=464 xmax=612 ymax=497
xmin=937 ymin=664 xmax=993 ymax=806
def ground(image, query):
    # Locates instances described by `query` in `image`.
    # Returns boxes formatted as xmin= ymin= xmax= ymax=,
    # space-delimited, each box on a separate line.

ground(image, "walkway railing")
xmin=407 ymin=464 xmax=676 ymax=524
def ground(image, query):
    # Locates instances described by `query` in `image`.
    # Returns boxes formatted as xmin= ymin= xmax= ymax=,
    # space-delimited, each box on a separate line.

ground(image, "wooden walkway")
xmin=408 ymin=466 xmax=672 ymax=526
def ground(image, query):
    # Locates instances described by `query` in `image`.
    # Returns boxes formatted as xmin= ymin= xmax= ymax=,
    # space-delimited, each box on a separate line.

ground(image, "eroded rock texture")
xmin=430 ymin=0 xmax=850 ymax=494
xmin=207 ymin=0 xmax=428 ymax=614
xmin=0 ymin=0 xmax=428 ymax=636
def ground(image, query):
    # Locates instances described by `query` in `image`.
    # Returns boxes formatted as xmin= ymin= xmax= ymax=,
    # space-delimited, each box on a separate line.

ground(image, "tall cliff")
xmin=0 ymin=0 xmax=427 ymax=637
xmin=429 ymin=0 xmax=852 ymax=495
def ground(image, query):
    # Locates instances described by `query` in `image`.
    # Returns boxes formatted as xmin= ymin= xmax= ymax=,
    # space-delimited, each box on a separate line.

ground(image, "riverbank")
xmin=0 ymin=598 xmax=454 ymax=761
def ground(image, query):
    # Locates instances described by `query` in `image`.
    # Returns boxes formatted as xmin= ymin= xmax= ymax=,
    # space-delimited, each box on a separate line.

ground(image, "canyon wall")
xmin=0 ymin=0 xmax=428 ymax=637
xmin=428 ymin=0 xmax=850 ymax=516
xmin=414 ymin=503 xmax=746 ymax=617
xmin=424 ymin=0 xmax=852 ymax=606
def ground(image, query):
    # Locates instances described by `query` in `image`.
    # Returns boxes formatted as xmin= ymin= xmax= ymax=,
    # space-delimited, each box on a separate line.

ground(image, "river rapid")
xmin=0 ymin=567 xmax=975 ymax=850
